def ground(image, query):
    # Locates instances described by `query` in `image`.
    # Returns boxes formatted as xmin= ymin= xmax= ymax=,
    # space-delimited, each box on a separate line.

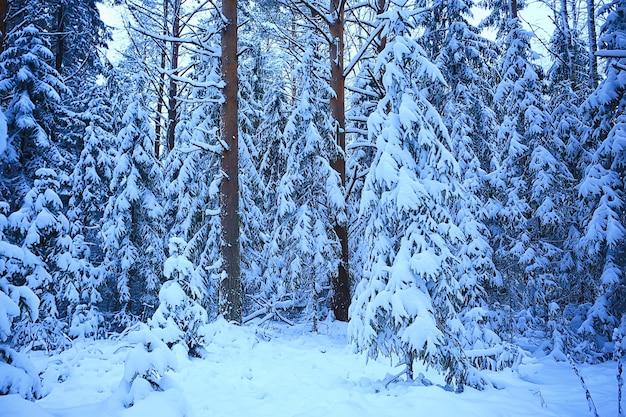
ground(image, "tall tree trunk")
xmin=155 ymin=0 xmax=170 ymax=156
xmin=588 ymin=0 xmax=598 ymax=89
xmin=166 ymin=0 xmax=180 ymax=152
xmin=219 ymin=0 xmax=242 ymax=324
xmin=560 ymin=0 xmax=574 ymax=81
xmin=510 ymin=0 xmax=518 ymax=18
xmin=55 ymin=4 xmax=65 ymax=75
xmin=330 ymin=0 xmax=350 ymax=322
xmin=376 ymin=0 xmax=386 ymax=52
xmin=0 ymin=0 xmax=7 ymax=54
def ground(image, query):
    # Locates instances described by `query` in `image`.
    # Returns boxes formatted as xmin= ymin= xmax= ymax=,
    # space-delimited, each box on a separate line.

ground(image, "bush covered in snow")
xmin=116 ymin=324 xmax=178 ymax=408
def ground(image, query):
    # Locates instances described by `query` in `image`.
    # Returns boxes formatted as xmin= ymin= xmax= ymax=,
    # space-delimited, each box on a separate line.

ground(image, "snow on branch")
xmin=595 ymin=49 xmax=626 ymax=58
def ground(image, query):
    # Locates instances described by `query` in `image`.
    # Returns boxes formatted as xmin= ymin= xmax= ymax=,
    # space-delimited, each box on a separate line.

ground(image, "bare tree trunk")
xmin=376 ymin=0 xmax=386 ymax=52
xmin=510 ymin=0 xmax=518 ymax=18
xmin=560 ymin=0 xmax=574 ymax=81
xmin=330 ymin=0 xmax=350 ymax=322
xmin=0 ymin=0 xmax=7 ymax=54
xmin=166 ymin=0 xmax=181 ymax=152
xmin=588 ymin=0 xmax=598 ymax=89
xmin=219 ymin=0 xmax=242 ymax=324
xmin=55 ymin=4 xmax=65 ymax=74
xmin=155 ymin=0 xmax=170 ymax=156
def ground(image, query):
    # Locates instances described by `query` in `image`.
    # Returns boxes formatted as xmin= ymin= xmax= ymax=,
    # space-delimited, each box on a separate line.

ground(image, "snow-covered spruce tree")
xmin=547 ymin=0 xmax=591 ymax=105
xmin=349 ymin=8 xmax=481 ymax=389
xmin=68 ymin=93 xmax=115 ymax=240
xmin=252 ymin=45 xmax=290 ymax=315
xmin=162 ymin=50 xmax=222 ymax=318
xmin=345 ymin=2 xmax=392 ymax=297
xmin=541 ymin=0 xmax=593 ymax=360
xmin=150 ymin=237 xmax=208 ymax=356
xmin=0 ymin=24 xmax=67 ymax=205
xmin=238 ymin=17 xmax=269 ymax=312
xmin=101 ymin=85 xmax=166 ymax=327
xmin=0 ymin=271 xmax=42 ymax=400
xmin=576 ymin=0 xmax=626 ymax=360
xmin=64 ymin=95 xmax=116 ymax=339
xmin=415 ymin=0 xmax=511 ymax=370
xmin=0 ymin=200 xmax=43 ymax=400
xmin=5 ymin=168 xmax=79 ymax=350
xmin=486 ymin=17 xmax=576 ymax=354
xmin=262 ymin=32 xmax=344 ymax=327
xmin=249 ymin=82 xmax=290 ymax=320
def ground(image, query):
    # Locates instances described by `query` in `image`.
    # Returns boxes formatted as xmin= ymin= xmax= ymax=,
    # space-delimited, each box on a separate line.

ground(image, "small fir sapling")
xmin=150 ymin=237 xmax=208 ymax=356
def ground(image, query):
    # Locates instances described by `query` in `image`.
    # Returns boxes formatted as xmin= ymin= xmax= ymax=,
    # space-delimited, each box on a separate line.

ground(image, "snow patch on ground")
xmin=1 ymin=321 xmax=619 ymax=417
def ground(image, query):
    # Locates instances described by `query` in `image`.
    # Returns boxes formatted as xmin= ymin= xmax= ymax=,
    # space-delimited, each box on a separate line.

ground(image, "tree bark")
xmin=560 ymin=0 xmax=574 ymax=81
xmin=510 ymin=0 xmax=518 ymax=19
xmin=55 ymin=4 xmax=65 ymax=75
xmin=155 ymin=0 xmax=170 ymax=156
xmin=219 ymin=0 xmax=242 ymax=324
xmin=588 ymin=0 xmax=598 ymax=89
xmin=376 ymin=0 xmax=386 ymax=52
xmin=0 ymin=0 xmax=7 ymax=54
xmin=166 ymin=0 xmax=180 ymax=152
xmin=329 ymin=0 xmax=350 ymax=322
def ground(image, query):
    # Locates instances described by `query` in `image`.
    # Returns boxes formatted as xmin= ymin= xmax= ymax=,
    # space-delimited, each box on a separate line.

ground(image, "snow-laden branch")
xmin=129 ymin=23 xmax=220 ymax=53
xmin=344 ymin=23 xmax=384 ymax=78
xmin=285 ymin=0 xmax=333 ymax=44
xmin=596 ymin=49 xmax=626 ymax=58
xmin=299 ymin=0 xmax=331 ymax=25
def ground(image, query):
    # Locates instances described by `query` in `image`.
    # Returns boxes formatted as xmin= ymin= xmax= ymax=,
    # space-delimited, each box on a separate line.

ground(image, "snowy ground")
xmin=1 ymin=320 xmax=619 ymax=417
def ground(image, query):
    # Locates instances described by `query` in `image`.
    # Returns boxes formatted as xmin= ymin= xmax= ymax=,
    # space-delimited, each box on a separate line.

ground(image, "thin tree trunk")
xmin=155 ymin=0 xmax=169 ymax=156
xmin=55 ymin=4 xmax=65 ymax=74
xmin=377 ymin=0 xmax=386 ymax=52
xmin=560 ymin=0 xmax=574 ymax=81
xmin=219 ymin=0 xmax=242 ymax=324
xmin=510 ymin=0 xmax=518 ymax=19
xmin=330 ymin=0 xmax=350 ymax=322
xmin=166 ymin=0 xmax=180 ymax=152
xmin=0 ymin=0 xmax=7 ymax=54
xmin=588 ymin=0 xmax=598 ymax=89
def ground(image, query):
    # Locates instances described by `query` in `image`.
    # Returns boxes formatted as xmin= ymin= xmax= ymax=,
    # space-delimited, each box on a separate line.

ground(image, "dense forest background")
xmin=0 ymin=0 xmax=624 ymax=398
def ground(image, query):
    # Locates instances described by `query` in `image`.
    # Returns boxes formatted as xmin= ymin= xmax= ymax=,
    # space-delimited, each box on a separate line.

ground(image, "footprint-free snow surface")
xmin=0 ymin=319 xmax=619 ymax=417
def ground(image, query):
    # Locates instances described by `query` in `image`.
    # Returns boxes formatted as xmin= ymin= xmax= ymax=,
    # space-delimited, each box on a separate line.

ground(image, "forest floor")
xmin=0 ymin=319 xmax=619 ymax=417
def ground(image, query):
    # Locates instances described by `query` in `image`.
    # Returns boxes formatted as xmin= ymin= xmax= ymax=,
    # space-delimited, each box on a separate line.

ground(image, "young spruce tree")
xmin=101 ymin=82 xmax=165 ymax=327
xmin=349 ymin=7 xmax=480 ymax=389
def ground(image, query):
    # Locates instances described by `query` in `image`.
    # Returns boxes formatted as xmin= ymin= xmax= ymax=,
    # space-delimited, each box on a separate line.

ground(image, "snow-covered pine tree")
xmin=345 ymin=2 xmax=392 ymax=299
xmin=151 ymin=237 xmax=208 ymax=356
xmin=65 ymin=94 xmax=116 ymax=338
xmin=415 ymin=0 xmax=509 ymax=370
xmin=5 ymin=168 xmax=79 ymax=349
xmin=542 ymin=0 xmax=592 ymax=360
xmin=162 ymin=49 xmax=222 ymax=318
xmin=486 ymin=17 xmax=576 ymax=355
xmin=0 ymin=267 xmax=42 ymax=400
xmin=262 ymin=30 xmax=344 ymax=327
xmin=0 ymin=24 xmax=67 ymax=205
xmin=0 ymin=105 xmax=45 ymax=396
xmin=576 ymin=0 xmax=626 ymax=360
xmin=349 ymin=7 xmax=478 ymax=389
xmin=238 ymin=14 xmax=270 ymax=312
xmin=547 ymin=0 xmax=591 ymax=104
xmin=251 ymin=40 xmax=290 ymax=317
xmin=101 ymin=83 xmax=166 ymax=327
xmin=0 ymin=197 xmax=44 ymax=399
